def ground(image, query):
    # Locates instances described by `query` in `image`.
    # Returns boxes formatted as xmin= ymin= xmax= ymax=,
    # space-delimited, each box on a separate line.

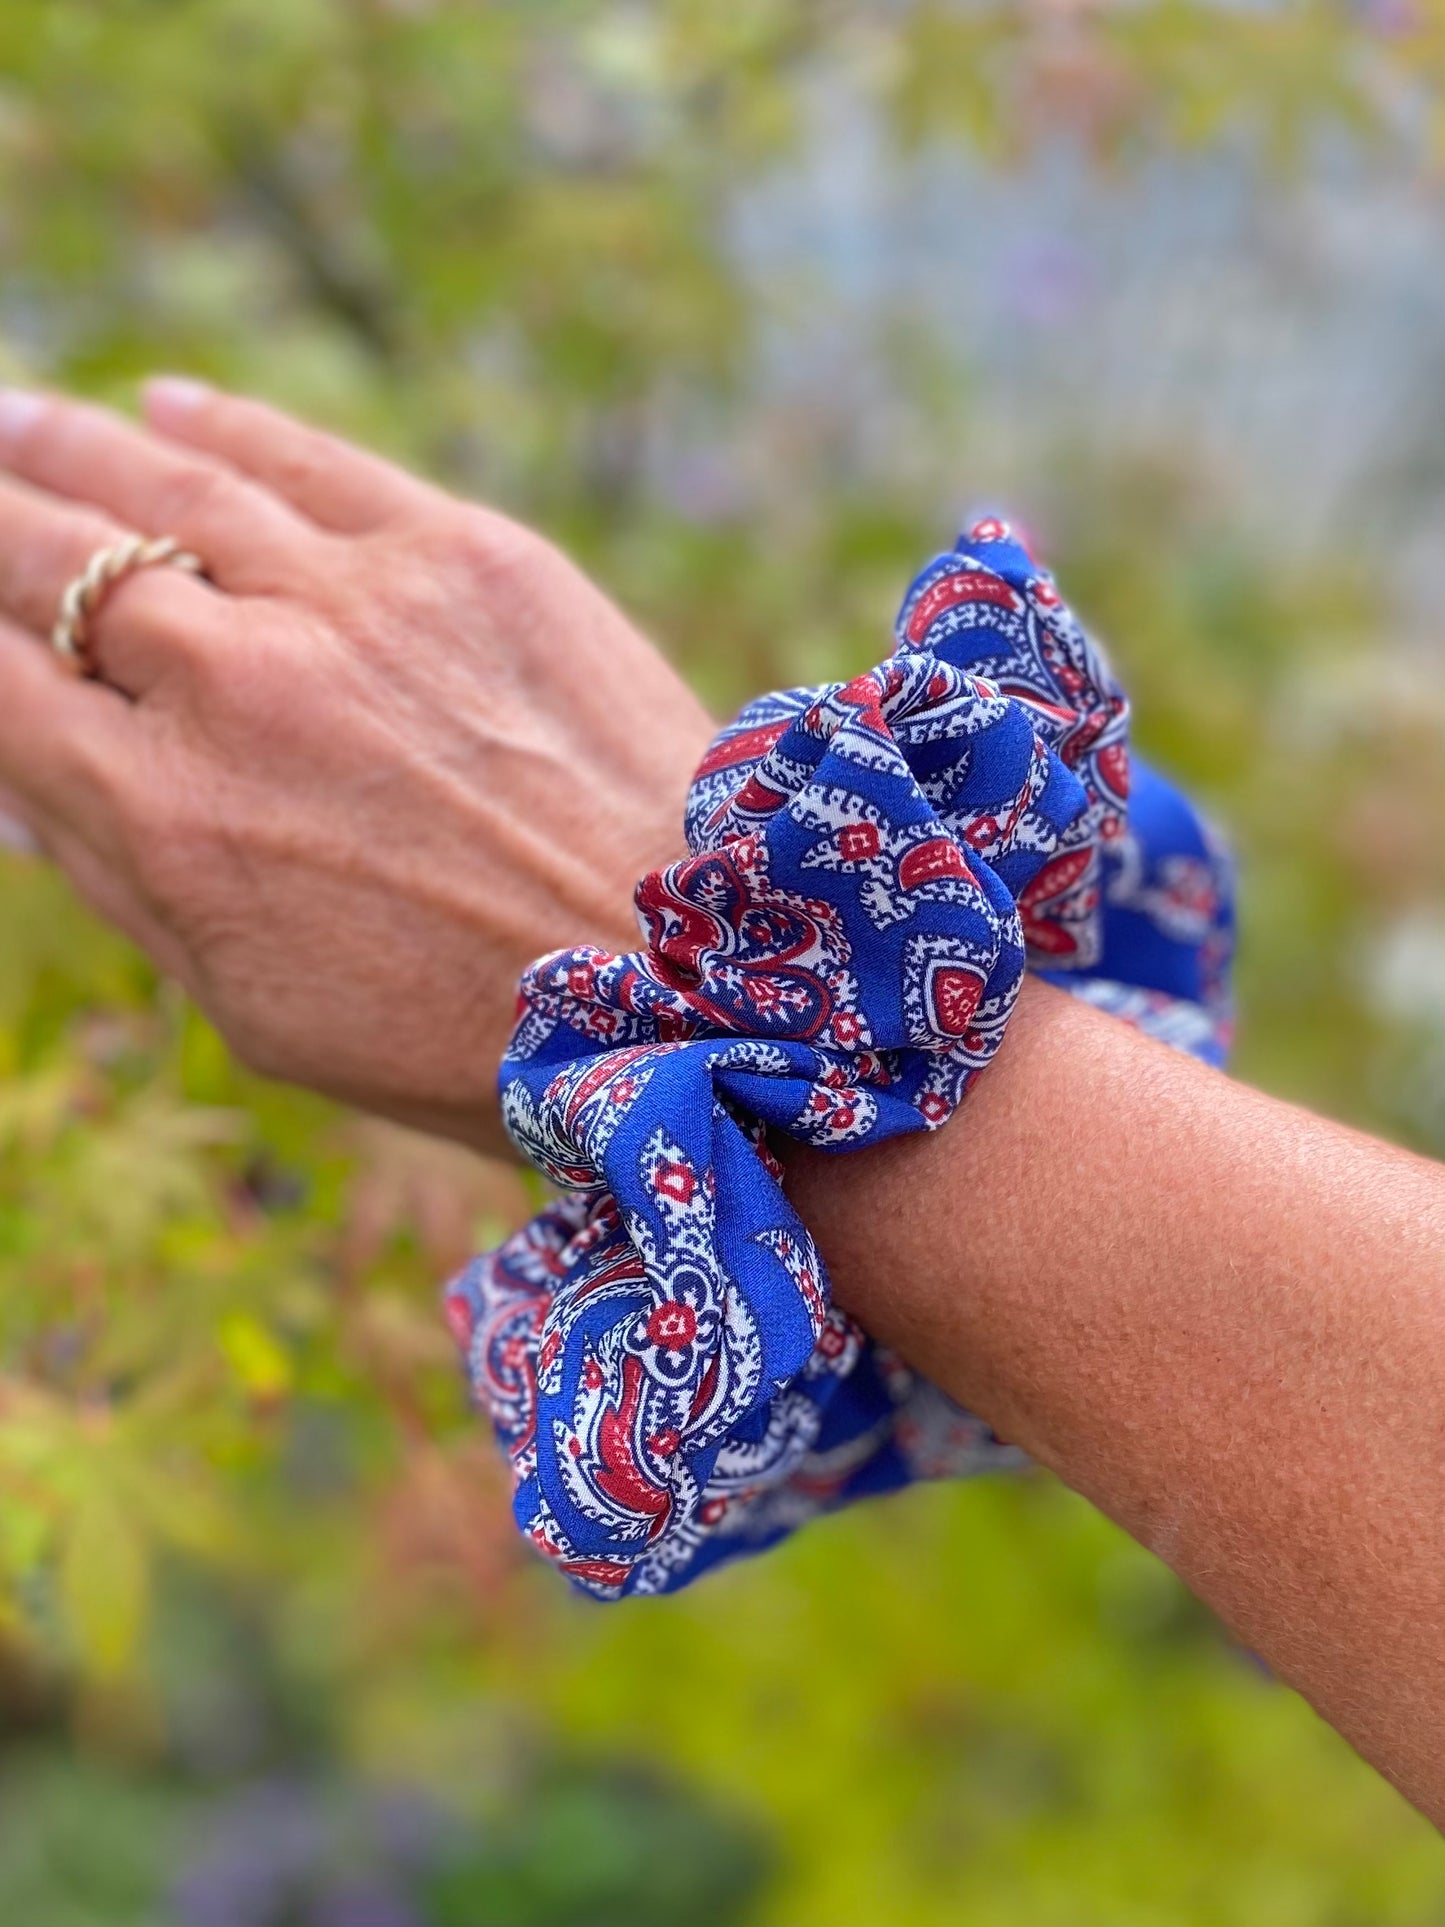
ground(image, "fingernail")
xmin=143 ymin=374 xmax=211 ymax=421
xmin=0 ymin=388 xmax=44 ymax=448
xmin=0 ymin=811 xmax=38 ymax=857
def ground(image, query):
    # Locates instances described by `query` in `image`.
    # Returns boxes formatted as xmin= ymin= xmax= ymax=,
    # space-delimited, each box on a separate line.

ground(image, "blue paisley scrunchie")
xmin=445 ymin=521 xmax=1233 ymax=1599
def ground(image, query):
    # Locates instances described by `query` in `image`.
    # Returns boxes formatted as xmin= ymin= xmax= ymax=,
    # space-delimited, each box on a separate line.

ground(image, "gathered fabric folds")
xmin=445 ymin=522 xmax=1233 ymax=1599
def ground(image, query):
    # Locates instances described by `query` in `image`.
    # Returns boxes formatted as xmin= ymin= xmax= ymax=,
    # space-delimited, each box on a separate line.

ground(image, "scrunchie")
xmin=445 ymin=522 xmax=1231 ymax=1600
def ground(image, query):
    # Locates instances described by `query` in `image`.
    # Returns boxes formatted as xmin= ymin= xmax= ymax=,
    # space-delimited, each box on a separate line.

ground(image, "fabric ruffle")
xmin=445 ymin=521 xmax=1231 ymax=1599
xmin=1043 ymin=757 xmax=1235 ymax=1066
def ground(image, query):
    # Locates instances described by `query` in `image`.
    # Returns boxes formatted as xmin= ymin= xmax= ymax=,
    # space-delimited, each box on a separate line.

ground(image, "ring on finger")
xmin=51 ymin=534 xmax=205 ymax=677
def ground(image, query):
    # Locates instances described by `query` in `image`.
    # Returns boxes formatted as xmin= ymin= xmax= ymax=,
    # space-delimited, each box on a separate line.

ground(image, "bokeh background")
xmin=0 ymin=3 xmax=1444 ymax=1921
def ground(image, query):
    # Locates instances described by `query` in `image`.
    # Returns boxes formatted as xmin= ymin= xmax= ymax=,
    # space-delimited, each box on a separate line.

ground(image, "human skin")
xmin=0 ymin=384 xmax=1439 ymax=1824
xmin=0 ymin=380 xmax=711 ymax=1155
xmin=786 ymin=982 xmax=1445 ymax=1829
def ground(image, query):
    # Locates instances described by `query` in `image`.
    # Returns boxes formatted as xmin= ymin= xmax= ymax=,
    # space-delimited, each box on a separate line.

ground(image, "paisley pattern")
xmin=1040 ymin=756 xmax=1235 ymax=1067
xmin=445 ymin=522 xmax=1234 ymax=1599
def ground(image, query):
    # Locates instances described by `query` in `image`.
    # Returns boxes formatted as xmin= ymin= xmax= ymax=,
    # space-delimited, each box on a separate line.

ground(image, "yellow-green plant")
xmin=0 ymin=6 xmax=1442 ymax=1921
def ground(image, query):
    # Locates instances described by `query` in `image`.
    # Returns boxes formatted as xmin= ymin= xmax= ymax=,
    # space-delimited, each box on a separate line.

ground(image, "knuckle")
xmin=167 ymin=608 xmax=243 ymax=698
xmin=402 ymin=507 xmax=556 ymax=621
xmin=450 ymin=506 xmax=549 ymax=584
xmin=154 ymin=459 xmax=231 ymax=530
xmin=216 ymin=616 xmax=325 ymax=721
xmin=271 ymin=441 xmax=330 ymax=502
xmin=154 ymin=595 xmax=296 ymax=720
xmin=112 ymin=572 xmax=207 ymax=657
xmin=334 ymin=506 xmax=556 ymax=668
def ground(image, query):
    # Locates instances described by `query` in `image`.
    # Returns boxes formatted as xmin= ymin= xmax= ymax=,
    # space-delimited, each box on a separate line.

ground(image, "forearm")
xmin=13 ymin=384 xmax=1435 ymax=1810
xmin=786 ymin=977 xmax=1445 ymax=1823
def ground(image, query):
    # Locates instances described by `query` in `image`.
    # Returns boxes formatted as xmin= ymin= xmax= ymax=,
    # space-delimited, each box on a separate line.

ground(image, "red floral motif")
xmin=653 ymin=1161 xmax=696 ymax=1203
xmin=838 ymin=822 xmax=882 ymax=862
xmin=904 ymin=565 xmax=1022 ymax=643
xmin=454 ymin=519 xmax=1159 ymax=1600
xmin=1018 ymin=847 xmax=1095 ymax=959
xmin=1098 ymin=741 xmax=1131 ymax=803
xmin=928 ymin=964 xmax=985 ymax=1037
xmin=646 ymin=1301 xmax=698 ymax=1349
xmin=898 ymin=836 xmax=974 ymax=890
xmin=693 ymin=718 xmax=790 ymax=779
xmin=443 ymin=1294 xmax=473 ymax=1348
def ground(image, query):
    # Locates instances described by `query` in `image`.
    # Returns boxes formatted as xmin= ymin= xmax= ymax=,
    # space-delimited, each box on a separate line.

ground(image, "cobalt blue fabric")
xmin=1040 ymin=758 xmax=1235 ymax=1067
xmin=445 ymin=521 xmax=1234 ymax=1599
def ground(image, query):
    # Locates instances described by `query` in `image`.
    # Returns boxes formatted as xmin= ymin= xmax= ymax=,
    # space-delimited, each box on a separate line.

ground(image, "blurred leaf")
xmin=218 ymin=1312 xmax=293 ymax=1405
xmin=0 ymin=4 xmax=1439 ymax=1919
xmin=60 ymin=1487 xmax=148 ymax=1682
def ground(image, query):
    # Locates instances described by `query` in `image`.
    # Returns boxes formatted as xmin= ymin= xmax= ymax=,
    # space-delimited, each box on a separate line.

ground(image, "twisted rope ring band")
xmin=51 ymin=534 xmax=204 ymax=675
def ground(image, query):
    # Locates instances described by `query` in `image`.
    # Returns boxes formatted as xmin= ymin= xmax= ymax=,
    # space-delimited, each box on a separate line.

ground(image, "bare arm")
xmin=0 ymin=385 xmax=1436 ymax=1817
xmin=786 ymin=976 xmax=1445 ymax=1825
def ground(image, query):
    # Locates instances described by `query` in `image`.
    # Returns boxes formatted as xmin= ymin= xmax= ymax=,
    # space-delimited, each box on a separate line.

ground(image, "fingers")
xmin=0 ymin=470 xmax=117 ymax=638
xmin=143 ymin=378 xmax=430 ymax=534
xmin=0 ymin=780 xmax=39 ymax=856
xmin=0 ymin=469 xmax=225 ymax=698
xmin=0 ymin=388 xmax=315 ymax=594
xmin=0 ymin=733 xmax=190 ymax=982
xmin=44 ymin=819 xmax=194 ymax=984
xmin=0 ymin=612 xmax=134 ymax=840
xmin=0 ymin=613 xmax=194 ymax=979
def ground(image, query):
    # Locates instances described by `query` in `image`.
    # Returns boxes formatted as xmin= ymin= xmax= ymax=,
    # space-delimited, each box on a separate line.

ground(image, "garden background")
xmin=0 ymin=3 xmax=1444 ymax=1921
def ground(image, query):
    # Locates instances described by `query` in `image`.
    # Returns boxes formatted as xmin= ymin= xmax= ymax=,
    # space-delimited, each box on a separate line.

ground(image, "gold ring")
xmin=51 ymin=534 xmax=204 ymax=676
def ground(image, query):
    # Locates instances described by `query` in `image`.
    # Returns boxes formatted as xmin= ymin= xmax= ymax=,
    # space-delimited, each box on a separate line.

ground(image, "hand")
xmin=0 ymin=381 xmax=714 ymax=1155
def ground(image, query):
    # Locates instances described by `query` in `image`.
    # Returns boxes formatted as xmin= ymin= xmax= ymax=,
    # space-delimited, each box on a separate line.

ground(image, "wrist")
xmin=779 ymin=976 xmax=1081 ymax=1326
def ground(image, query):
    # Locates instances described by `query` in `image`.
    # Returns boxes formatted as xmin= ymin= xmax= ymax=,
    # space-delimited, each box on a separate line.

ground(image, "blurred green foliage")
xmin=0 ymin=2 xmax=1444 ymax=1921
